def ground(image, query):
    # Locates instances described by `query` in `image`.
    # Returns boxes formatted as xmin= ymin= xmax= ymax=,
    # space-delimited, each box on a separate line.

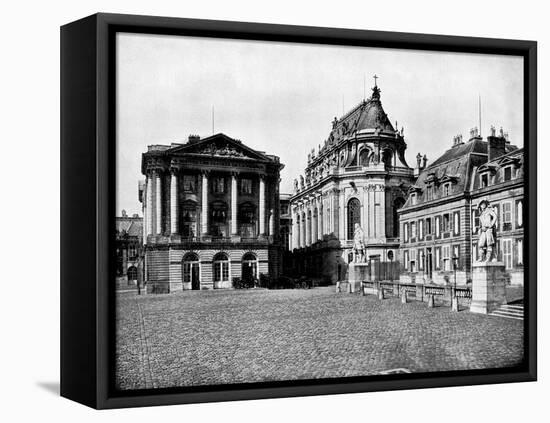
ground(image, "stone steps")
xmin=489 ymin=304 xmax=524 ymax=320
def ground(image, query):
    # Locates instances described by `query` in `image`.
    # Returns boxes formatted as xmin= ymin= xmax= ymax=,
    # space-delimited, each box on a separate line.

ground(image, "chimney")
xmin=487 ymin=130 xmax=507 ymax=162
xmin=188 ymin=134 xmax=201 ymax=144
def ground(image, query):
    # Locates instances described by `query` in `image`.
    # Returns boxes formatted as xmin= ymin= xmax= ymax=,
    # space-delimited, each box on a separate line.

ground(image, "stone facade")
xmin=398 ymin=127 xmax=524 ymax=287
xmin=115 ymin=211 xmax=144 ymax=288
xmin=289 ymin=84 xmax=414 ymax=283
xmin=140 ymin=133 xmax=284 ymax=293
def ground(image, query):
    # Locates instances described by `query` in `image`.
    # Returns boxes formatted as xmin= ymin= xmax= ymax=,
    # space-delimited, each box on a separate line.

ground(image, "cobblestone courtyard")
xmin=115 ymin=287 xmax=524 ymax=390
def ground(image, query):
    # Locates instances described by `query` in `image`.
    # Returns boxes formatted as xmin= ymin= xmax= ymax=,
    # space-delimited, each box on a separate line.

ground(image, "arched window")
xmin=241 ymin=252 xmax=258 ymax=283
xmin=210 ymin=201 xmax=228 ymax=237
xmin=359 ymin=149 xmax=370 ymax=167
xmin=382 ymin=148 xmax=393 ymax=168
xmin=181 ymin=200 xmax=198 ymax=238
xmin=127 ymin=266 xmax=138 ymax=282
xmin=393 ymin=197 xmax=406 ymax=237
xmin=213 ymin=252 xmax=230 ymax=285
xmin=238 ymin=202 xmax=257 ymax=238
xmin=347 ymin=198 xmax=361 ymax=240
xmin=182 ymin=253 xmax=200 ymax=290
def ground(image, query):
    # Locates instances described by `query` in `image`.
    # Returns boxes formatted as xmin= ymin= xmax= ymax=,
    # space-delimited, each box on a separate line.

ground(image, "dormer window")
xmin=443 ymin=183 xmax=451 ymax=196
xmin=480 ymin=173 xmax=489 ymax=188
xmin=411 ymin=193 xmax=417 ymax=205
xmin=503 ymin=166 xmax=513 ymax=182
xmin=426 ymin=186 xmax=434 ymax=201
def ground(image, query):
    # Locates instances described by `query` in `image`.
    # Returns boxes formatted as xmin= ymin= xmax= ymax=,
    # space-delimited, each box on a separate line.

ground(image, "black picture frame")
xmin=60 ymin=12 xmax=537 ymax=409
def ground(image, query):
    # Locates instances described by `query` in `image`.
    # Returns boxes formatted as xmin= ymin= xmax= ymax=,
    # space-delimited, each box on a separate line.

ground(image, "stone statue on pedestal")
xmin=478 ymin=200 xmax=498 ymax=262
xmin=352 ymin=223 xmax=366 ymax=263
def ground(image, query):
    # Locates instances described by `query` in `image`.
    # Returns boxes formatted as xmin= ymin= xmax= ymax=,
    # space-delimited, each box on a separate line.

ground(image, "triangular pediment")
xmin=170 ymin=133 xmax=271 ymax=162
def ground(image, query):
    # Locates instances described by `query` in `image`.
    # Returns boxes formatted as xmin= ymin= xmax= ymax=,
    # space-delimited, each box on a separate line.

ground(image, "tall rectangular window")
xmin=410 ymin=249 xmax=416 ymax=272
xmin=502 ymin=202 xmax=512 ymax=231
xmin=443 ymin=183 xmax=450 ymax=196
xmin=212 ymin=177 xmax=226 ymax=193
xmin=435 ymin=216 xmax=441 ymax=238
xmin=411 ymin=221 xmax=417 ymax=239
xmin=435 ymin=247 xmax=441 ymax=270
xmin=241 ymin=178 xmax=253 ymax=194
xmin=443 ymin=213 xmax=450 ymax=232
xmin=472 ymin=207 xmax=480 ymax=234
xmin=453 ymin=211 xmax=460 ymax=236
xmin=403 ymin=250 xmax=409 ymax=270
xmin=442 ymin=245 xmax=451 ymax=271
xmin=419 ymin=219 xmax=424 ymax=240
xmin=404 ymin=223 xmax=409 ymax=243
xmin=183 ymin=174 xmax=196 ymax=192
xmin=426 ymin=218 xmax=432 ymax=235
xmin=502 ymin=239 xmax=512 ymax=269
xmin=418 ymin=249 xmax=425 ymax=270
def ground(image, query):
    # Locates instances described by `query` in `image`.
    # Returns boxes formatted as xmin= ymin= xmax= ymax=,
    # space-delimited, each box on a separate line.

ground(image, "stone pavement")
xmin=115 ymin=287 xmax=524 ymax=390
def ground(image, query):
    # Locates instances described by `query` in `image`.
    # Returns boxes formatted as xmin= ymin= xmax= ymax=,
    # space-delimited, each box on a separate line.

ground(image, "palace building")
xmin=115 ymin=210 xmax=144 ymax=288
xmin=289 ymin=83 xmax=415 ymax=282
xmin=398 ymin=127 xmax=524 ymax=286
xmin=140 ymin=133 xmax=284 ymax=293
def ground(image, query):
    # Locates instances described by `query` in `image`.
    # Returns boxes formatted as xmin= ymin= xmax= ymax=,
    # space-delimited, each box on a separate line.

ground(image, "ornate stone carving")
xmin=352 ymin=223 xmax=366 ymax=263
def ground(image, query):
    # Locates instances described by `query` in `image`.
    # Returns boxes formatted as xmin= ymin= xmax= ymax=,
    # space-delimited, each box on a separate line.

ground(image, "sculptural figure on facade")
xmin=352 ymin=223 xmax=366 ymax=263
xmin=478 ymin=200 xmax=498 ymax=262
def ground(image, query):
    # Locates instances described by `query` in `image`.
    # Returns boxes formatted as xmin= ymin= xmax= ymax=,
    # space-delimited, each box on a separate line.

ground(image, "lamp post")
xmin=388 ymin=250 xmax=394 ymax=282
xmin=451 ymin=253 xmax=459 ymax=311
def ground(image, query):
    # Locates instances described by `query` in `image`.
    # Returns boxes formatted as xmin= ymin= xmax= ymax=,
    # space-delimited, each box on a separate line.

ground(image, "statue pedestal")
xmin=347 ymin=262 xmax=369 ymax=293
xmin=470 ymin=261 xmax=507 ymax=314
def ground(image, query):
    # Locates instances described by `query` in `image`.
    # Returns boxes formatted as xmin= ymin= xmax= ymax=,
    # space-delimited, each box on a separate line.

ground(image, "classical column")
xmin=155 ymin=171 xmax=162 ymax=235
xmin=145 ymin=174 xmax=153 ymax=238
xmin=305 ymin=207 xmax=311 ymax=246
xmin=231 ymin=173 xmax=238 ymax=235
xmin=170 ymin=170 xmax=178 ymax=235
xmin=339 ymin=191 xmax=345 ymax=241
xmin=311 ymin=207 xmax=317 ymax=244
xmin=201 ymin=171 xmax=209 ymax=235
xmin=259 ymin=175 xmax=266 ymax=235
xmin=317 ymin=197 xmax=323 ymax=241
xmin=378 ymin=186 xmax=386 ymax=239
xmin=369 ymin=186 xmax=376 ymax=239
xmin=291 ymin=213 xmax=300 ymax=250
xmin=300 ymin=211 xmax=307 ymax=247
xmin=269 ymin=209 xmax=275 ymax=237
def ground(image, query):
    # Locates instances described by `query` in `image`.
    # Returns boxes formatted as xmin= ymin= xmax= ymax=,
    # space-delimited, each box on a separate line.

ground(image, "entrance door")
xmin=191 ymin=263 xmax=200 ymax=290
xmin=426 ymin=248 xmax=433 ymax=280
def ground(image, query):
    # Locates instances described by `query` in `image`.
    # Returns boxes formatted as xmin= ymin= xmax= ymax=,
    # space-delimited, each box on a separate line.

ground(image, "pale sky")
xmin=116 ymin=32 xmax=523 ymax=216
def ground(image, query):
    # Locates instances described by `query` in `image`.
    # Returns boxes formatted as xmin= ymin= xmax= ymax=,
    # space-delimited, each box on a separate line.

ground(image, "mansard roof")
xmin=116 ymin=217 xmax=143 ymax=238
xmin=401 ymin=137 xmax=520 ymax=210
xmin=472 ymin=148 xmax=524 ymax=191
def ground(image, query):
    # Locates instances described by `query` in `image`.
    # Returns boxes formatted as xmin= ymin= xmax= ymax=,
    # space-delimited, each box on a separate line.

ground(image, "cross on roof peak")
xmin=373 ymin=74 xmax=379 ymax=87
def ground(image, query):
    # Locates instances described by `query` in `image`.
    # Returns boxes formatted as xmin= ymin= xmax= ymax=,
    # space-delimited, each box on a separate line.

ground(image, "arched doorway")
xmin=127 ymin=266 xmax=138 ymax=283
xmin=241 ymin=252 xmax=258 ymax=284
xmin=182 ymin=252 xmax=200 ymax=290
xmin=213 ymin=252 xmax=230 ymax=288
xmin=347 ymin=198 xmax=361 ymax=240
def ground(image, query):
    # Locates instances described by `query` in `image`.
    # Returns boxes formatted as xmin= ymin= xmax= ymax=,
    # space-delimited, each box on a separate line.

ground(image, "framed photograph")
xmin=61 ymin=13 xmax=537 ymax=409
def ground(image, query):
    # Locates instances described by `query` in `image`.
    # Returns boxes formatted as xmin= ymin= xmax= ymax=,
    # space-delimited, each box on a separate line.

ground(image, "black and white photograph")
xmin=114 ymin=32 xmax=527 ymax=391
